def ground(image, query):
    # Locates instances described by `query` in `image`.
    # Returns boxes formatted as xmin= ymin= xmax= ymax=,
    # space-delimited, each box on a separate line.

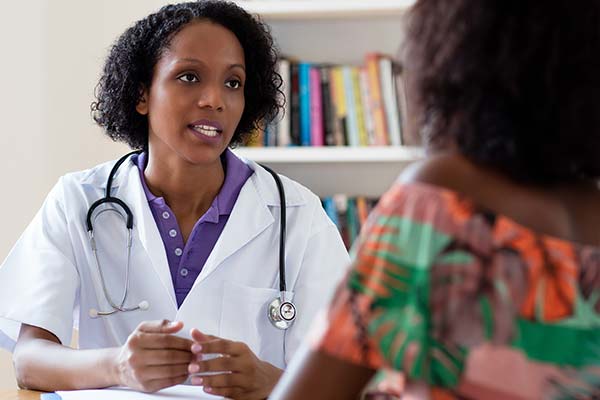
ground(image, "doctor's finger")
xmin=193 ymin=371 xmax=246 ymax=389
xmin=135 ymin=332 xmax=193 ymax=350
xmin=190 ymin=327 xmax=219 ymax=342
xmin=142 ymin=363 xmax=191 ymax=381
xmin=137 ymin=320 xmax=184 ymax=334
xmin=143 ymin=373 xmax=190 ymax=393
xmin=144 ymin=349 xmax=194 ymax=365
xmin=201 ymin=386 xmax=245 ymax=399
xmin=193 ymin=338 xmax=246 ymax=357
xmin=195 ymin=355 xmax=238 ymax=373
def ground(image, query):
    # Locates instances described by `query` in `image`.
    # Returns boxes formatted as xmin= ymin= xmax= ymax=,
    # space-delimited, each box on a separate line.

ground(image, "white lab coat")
xmin=0 ymin=154 xmax=349 ymax=369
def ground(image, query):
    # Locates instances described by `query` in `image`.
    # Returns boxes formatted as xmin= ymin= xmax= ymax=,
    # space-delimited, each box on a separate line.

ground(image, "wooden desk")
xmin=0 ymin=390 xmax=43 ymax=400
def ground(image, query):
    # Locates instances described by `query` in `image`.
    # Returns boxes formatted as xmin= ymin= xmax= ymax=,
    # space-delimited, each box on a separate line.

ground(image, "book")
xmin=365 ymin=53 xmax=389 ymax=145
xmin=394 ymin=66 xmax=421 ymax=146
xmin=330 ymin=67 xmax=348 ymax=146
xmin=276 ymin=58 xmax=291 ymax=147
xmin=346 ymin=198 xmax=359 ymax=245
xmin=320 ymin=66 xmax=336 ymax=146
xmin=290 ymin=62 xmax=301 ymax=145
xmin=298 ymin=62 xmax=312 ymax=146
xmin=322 ymin=197 xmax=339 ymax=228
xmin=309 ymin=66 xmax=324 ymax=146
xmin=351 ymin=67 xmax=369 ymax=146
xmin=342 ymin=66 xmax=360 ymax=147
xmin=263 ymin=121 xmax=277 ymax=147
xmin=333 ymin=194 xmax=350 ymax=248
xmin=379 ymin=57 xmax=402 ymax=146
xmin=359 ymin=67 xmax=376 ymax=145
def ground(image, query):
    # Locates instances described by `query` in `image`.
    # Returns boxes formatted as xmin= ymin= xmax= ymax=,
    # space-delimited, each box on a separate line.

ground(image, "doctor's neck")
xmin=142 ymin=148 xmax=225 ymax=221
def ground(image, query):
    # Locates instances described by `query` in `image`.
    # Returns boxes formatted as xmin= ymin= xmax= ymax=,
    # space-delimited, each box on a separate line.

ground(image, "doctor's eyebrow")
xmin=173 ymin=58 xmax=246 ymax=71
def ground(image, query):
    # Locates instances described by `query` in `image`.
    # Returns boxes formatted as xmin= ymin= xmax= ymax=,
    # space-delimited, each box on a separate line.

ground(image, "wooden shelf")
xmin=234 ymin=146 xmax=423 ymax=163
xmin=235 ymin=0 xmax=414 ymax=20
xmin=234 ymin=147 xmax=423 ymax=197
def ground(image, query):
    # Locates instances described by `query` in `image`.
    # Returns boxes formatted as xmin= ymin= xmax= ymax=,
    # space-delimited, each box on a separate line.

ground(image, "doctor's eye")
xmin=177 ymin=73 xmax=199 ymax=83
xmin=225 ymin=79 xmax=243 ymax=89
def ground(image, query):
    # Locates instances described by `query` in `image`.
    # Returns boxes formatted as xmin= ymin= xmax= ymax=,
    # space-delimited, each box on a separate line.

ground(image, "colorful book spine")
xmin=322 ymin=197 xmax=339 ymax=229
xmin=333 ymin=194 xmax=350 ymax=249
xmin=365 ymin=53 xmax=390 ymax=145
xmin=379 ymin=57 xmax=402 ymax=146
xmin=346 ymin=198 xmax=359 ymax=245
xmin=356 ymin=196 xmax=369 ymax=228
xmin=321 ymin=195 xmax=380 ymax=249
xmin=309 ymin=67 xmax=324 ymax=146
xmin=394 ymin=68 xmax=421 ymax=146
xmin=330 ymin=67 xmax=348 ymax=146
xmin=298 ymin=62 xmax=312 ymax=146
xmin=320 ymin=66 xmax=336 ymax=146
xmin=358 ymin=68 xmax=375 ymax=145
xmin=263 ymin=121 xmax=276 ymax=147
xmin=276 ymin=58 xmax=291 ymax=147
xmin=290 ymin=63 xmax=301 ymax=146
xmin=342 ymin=66 xmax=360 ymax=147
xmin=351 ymin=67 xmax=369 ymax=146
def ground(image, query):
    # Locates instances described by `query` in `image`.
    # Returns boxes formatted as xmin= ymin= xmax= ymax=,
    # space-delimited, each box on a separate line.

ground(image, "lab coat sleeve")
xmin=284 ymin=211 xmax=350 ymax=365
xmin=0 ymin=177 xmax=79 ymax=350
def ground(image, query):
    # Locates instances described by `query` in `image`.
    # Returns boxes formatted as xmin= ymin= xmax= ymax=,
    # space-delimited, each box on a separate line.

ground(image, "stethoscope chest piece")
xmin=268 ymin=296 xmax=297 ymax=330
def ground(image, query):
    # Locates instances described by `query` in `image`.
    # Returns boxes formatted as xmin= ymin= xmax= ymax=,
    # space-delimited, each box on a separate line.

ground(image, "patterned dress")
xmin=316 ymin=182 xmax=600 ymax=399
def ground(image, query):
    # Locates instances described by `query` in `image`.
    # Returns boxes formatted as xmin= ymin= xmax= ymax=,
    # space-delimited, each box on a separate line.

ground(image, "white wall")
xmin=0 ymin=0 xmax=181 ymax=388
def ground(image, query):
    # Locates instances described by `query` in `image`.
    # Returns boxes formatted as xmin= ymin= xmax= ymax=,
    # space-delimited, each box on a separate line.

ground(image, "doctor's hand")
xmin=113 ymin=320 xmax=193 ymax=393
xmin=188 ymin=328 xmax=283 ymax=400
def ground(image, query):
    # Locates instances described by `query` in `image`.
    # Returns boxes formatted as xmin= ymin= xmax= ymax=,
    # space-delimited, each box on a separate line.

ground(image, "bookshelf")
xmin=235 ymin=0 xmax=421 ymax=198
xmin=236 ymin=0 xmax=414 ymax=19
xmin=234 ymin=146 xmax=422 ymax=197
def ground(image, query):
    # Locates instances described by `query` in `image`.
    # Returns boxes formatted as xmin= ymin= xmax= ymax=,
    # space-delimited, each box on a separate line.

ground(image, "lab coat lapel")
xmin=191 ymin=176 xmax=274 ymax=288
xmin=118 ymin=161 xmax=178 ymax=308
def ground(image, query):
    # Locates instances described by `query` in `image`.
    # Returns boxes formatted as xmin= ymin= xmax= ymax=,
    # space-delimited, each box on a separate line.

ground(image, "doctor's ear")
xmin=136 ymin=87 xmax=149 ymax=115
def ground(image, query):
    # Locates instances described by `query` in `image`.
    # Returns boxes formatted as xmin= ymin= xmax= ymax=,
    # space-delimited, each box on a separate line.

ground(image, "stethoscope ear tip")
xmin=138 ymin=300 xmax=150 ymax=310
xmin=89 ymin=308 xmax=99 ymax=319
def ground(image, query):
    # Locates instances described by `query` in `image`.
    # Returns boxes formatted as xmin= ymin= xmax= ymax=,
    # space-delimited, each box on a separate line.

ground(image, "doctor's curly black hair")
xmin=91 ymin=0 xmax=282 ymax=149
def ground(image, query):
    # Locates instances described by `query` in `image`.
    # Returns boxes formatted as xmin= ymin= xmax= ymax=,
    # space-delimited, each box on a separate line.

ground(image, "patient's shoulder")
xmin=398 ymin=152 xmax=482 ymax=193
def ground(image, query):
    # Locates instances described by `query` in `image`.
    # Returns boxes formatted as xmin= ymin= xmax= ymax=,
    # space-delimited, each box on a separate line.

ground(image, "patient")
xmin=270 ymin=0 xmax=600 ymax=398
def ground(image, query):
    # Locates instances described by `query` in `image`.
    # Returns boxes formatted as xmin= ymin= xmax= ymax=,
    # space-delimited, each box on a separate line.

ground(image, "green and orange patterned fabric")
xmin=316 ymin=182 xmax=600 ymax=399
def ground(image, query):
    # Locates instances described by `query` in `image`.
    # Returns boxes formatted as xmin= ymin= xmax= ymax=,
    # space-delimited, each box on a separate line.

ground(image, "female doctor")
xmin=0 ymin=1 xmax=348 ymax=399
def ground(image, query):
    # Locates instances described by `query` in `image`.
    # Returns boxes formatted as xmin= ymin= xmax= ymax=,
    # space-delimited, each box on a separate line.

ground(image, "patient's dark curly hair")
xmin=404 ymin=0 xmax=600 ymax=184
xmin=91 ymin=0 xmax=282 ymax=149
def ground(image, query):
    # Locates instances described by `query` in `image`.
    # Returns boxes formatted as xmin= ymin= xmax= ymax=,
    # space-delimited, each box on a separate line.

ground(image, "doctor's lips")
xmin=189 ymin=119 xmax=224 ymax=138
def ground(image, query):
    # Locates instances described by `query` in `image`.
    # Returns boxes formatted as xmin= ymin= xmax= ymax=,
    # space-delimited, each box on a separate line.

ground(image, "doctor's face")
xmin=136 ymin=20 xmax=246 ymax=165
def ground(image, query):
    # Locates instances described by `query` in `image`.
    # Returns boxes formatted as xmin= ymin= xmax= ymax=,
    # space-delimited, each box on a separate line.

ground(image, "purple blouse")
xmin=133 ymin=150 xmax=253 ymax=307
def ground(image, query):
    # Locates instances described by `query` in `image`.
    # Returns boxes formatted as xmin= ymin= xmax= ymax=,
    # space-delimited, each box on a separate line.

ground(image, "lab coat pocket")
xmin=219 ymin=281 xmax=293 ymax=368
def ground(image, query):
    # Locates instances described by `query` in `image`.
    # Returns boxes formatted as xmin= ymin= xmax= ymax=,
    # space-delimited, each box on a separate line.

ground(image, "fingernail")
xmin=168 ymin=321 xmax=179 ymax=328
xmin=204 ymin=387 xmax=212 ymax=393
xmin=191 ymin=377 xmax=203 ymax=385
xmin=191 ymin=343 xmax=202 ymax=353
xmin=189 ymin=363 xmax=199 ymax=373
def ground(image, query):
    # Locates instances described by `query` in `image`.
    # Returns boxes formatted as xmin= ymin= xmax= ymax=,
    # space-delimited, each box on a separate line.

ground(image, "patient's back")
xmin=314 ymin=154 xmax=600 ymax=399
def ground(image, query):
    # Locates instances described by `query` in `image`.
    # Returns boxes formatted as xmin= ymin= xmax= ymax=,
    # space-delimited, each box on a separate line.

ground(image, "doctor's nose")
xmin=197 ymin=84 xmax=225 ymax=112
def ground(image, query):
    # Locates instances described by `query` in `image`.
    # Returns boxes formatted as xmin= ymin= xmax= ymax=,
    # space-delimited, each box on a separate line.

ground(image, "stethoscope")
xmin=86 ymin=150 xmax=297 ymax=330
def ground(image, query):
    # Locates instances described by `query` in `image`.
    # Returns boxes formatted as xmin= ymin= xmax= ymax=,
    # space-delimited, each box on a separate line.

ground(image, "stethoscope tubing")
xmin=86 ymin=151 xmax=296 ymax=329
xmin=259 ymin=164 xmax=287 ymax=294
